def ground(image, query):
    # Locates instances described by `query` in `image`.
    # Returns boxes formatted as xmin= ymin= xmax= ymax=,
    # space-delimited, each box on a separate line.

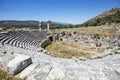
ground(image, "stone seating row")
xmin=0 ymin=31 xmax=47 ymax=51
xmin=8 ymin=31 xmax=47 ymax=42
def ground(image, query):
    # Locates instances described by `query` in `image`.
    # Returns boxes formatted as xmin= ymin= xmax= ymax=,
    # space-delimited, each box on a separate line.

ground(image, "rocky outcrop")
xmin=27 ymin=53 xmax=120 ymax=80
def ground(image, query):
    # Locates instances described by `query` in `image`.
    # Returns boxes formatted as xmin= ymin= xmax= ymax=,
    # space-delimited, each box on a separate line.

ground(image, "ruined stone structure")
xmin=38 ymin=21 xmax=51 ymax=31
xmin=0 ymin=30 xmax=51 ymax=51
xmin=0 ymin=26 xmax=120 ymax=80
xmin=57 ymin=31 xmax=120 ymax=51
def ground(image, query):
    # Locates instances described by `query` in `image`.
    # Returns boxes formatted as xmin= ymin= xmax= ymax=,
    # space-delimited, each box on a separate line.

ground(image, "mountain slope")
xmin=0 ymin=20 xmax=68 ymax=29
xmin=0 ymin=20 xmax=39 ymax=28
xmin=81 ymin=7 xmax=120 ymax=26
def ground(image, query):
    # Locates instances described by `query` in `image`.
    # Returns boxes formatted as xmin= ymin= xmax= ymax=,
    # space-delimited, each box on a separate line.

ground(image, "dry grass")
xmin=0 ymin=68 xmax=26 ymax=80
xmin=52 ymin=26 xmax=119 ymax=37
xmin=45 ymin=41 xmax=101 ymax=59
xmin=47 ymin=26 xmax=119 ymax=59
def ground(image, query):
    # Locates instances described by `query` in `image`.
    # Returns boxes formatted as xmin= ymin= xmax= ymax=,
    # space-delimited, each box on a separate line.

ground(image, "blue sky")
xmin=0 ymin=0 xmax=120 ymax=24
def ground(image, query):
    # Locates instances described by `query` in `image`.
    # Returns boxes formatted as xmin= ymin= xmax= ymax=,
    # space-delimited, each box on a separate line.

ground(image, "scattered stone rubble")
xmin=57 ymin=31 xmax=120 ymax=51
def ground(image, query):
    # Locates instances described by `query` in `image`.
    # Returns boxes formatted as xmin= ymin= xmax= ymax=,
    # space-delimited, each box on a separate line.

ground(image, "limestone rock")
xmin=46 ymin=66 xmax=65 ymax=80
xmin=7 ymin=54 xmax=32 ymax=75
xmin=17 ymin=63 xmax=39 ymax=78
xmin=79 ymin=57 xmax=87 ymax=61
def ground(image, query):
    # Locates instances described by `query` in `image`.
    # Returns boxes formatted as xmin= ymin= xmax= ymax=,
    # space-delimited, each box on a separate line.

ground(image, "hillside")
xmin=81 ymin=8 xmax=120 ymax=27
xmin=0 ymin=20 xmax=39 ymax=28
xmin=0 ymin=20 xmax=68 ymax=29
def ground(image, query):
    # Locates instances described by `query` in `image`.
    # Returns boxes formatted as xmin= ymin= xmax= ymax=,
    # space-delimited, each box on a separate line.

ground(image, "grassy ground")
xmin=45 ymin=41 xmax=101 ymax=59
xmin=52 ymin=26 xmax=120 ymax=37
xmin=0 ymin=68 xmax=26 ymax=80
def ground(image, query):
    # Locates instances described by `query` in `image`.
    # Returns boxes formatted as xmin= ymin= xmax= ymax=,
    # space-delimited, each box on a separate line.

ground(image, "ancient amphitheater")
xmin=0 ymin=30 xmax=50 ymax=51
xmin=0 ymin=25 xmax=120 ymax=80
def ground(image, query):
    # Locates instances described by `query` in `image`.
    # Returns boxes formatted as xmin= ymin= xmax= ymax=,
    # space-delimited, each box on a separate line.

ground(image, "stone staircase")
xmin=0 ymin=30 xmax=50 ymax=51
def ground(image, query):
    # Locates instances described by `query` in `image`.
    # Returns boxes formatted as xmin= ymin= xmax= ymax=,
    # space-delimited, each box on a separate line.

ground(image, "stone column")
xmin=39 ymin=21 xmax=42 ymax=31
xmin=47 ymin=21 xmax=51 ymax=31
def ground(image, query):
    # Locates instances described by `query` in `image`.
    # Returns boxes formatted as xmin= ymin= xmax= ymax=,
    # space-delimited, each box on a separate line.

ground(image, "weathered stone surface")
xmin=7 ymin=54 xmax=32 ymax=75
xmin=17 ymin=63 xmax=39 ymax=78
xmin=46 ymin=66 xmax=65 ymax=80
xmin=90 ymin=50 xmax=114 ymax=60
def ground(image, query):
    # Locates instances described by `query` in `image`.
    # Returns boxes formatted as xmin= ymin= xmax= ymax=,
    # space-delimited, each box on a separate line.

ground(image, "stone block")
xmin=7 ymin=54 xmax=32 ymax=75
